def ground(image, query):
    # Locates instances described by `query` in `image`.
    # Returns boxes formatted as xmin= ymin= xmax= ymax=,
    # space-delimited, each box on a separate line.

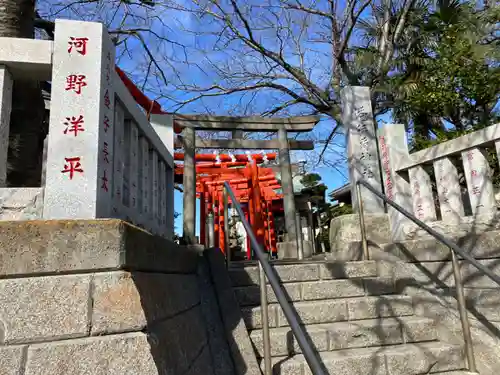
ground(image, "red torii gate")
xmin=174 ymin=153 xmax=283 ymax=259
xmin=198 ymin=166 xmax=280 ymax=258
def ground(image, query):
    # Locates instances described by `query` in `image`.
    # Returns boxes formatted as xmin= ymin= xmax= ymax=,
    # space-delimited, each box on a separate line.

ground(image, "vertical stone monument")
xmin=341 ymin=86 xmax=384 ymax=213
xmin=43 ymin=20 xmax=116 ymax=219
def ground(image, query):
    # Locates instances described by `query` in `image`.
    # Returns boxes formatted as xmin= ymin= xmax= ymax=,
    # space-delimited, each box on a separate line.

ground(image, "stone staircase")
xmin=228 ymin=260 xmax=474 ymax=375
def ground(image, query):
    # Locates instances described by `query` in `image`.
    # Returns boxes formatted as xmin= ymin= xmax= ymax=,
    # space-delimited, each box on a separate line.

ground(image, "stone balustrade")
xmin=0 ymin=19 xmax=175 ymax=239
xmin=378 ymin=122 xmax=500 ymax=239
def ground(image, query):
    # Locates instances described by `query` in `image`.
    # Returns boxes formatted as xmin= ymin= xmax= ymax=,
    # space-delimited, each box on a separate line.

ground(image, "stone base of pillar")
xmin=277 ymin=240 xmax=313 ymax=259
xmin=329 ymin=214 xmax=391 ymax=261
xmin=0 ymin=220 xmax=224 ymax=375
xmin=400 ymin=212 xmax=500 ymax=240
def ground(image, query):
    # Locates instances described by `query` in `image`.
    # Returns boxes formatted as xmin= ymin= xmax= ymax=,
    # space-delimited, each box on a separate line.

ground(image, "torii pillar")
xmin=182 ymin=126 xmax=197 ymax=244
xmin=278 ymin=127 xmax=298 ymax=244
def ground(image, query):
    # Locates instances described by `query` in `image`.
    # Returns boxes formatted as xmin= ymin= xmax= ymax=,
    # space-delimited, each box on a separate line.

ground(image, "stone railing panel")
xmin=111 ymin=79 xmax=174 ymax=237
xmin=433 ymin=157 xmax=465 ymax=222
xmin=409 ymin=165 xmax=437 ymax=222
xmin=461 ymin=147 xmax=496 ymax=216
xmin=397 ymin=122 xmax=500 ymax=171
xmin=378 ymin=123 xmax=500 ymax=240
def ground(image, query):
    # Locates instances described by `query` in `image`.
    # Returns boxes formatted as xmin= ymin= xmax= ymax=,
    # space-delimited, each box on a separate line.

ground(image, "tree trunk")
xmin=0 ymin=0 xmax=46 ymax=187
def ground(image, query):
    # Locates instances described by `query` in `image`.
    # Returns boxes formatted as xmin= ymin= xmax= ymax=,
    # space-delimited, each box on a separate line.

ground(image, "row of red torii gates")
xmin=174 ymin=152 xmax=284 ymax=258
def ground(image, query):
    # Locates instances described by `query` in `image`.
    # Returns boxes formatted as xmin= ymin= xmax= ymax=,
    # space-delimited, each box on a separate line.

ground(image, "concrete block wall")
xmin=0 ymin=220 xmax=228 ymax=375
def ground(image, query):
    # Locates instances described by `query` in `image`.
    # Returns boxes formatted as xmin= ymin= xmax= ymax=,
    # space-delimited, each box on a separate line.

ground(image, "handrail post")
xmin=355 ymin=183 xmax=370 ymax=260
xmin=223 ymin=187 xmax=231 ymax=267
xmin=450 ymin=249 xmax=477 ymax=372
xmin=259 ymin=261 xmax=272 ymax=375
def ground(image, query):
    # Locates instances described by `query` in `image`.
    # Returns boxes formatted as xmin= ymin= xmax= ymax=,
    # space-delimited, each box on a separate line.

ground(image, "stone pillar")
xmin=409 ymin=166 xmax=437 ymax=222
xmin=377 ymin=124 xmax=413 ymax=238
xmin=182 ymin=126 xmax=197 ymax=244
xmin=341 ymin=86 xmax=384 ymax=213
xmin=295 ymin=212 xmax=304 ymax=259
xmin=43 ymin=20 xmax=116 ymax=219
xmin=207 ymin=212 xmax=215 ymax=248
xmin=462 ymin=147 xmax=496 ymax=215
xmin=165 ymin=168 xmax=175 ymax=240
xmin=150 ymin=114 xmax=175 ymax=240
xmin=434 ymin=157 xmax=465 ymax=222
xmin=278 ymin=127 xmax=298 ymax=243
xmin=0 ymin=66 xmax=12 ymax=187
xmin=307 ymin=202 xmax=316 ymax=254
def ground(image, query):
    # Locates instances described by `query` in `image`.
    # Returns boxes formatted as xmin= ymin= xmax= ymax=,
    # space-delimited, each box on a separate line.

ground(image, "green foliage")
xmin=383 ymin=1 xmax=500 ymax=139
xmin=328 ymin=203 xmax=354 ymax=220
xmin=301 ymin=173 xmax=322 ymax=187
xmin=300 ymin=173 xmax=328 ymax=207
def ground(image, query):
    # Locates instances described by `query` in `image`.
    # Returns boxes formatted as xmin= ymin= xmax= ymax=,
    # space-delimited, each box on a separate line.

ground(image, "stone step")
xmin=241 ymin=295 xmax=414 ymax=329
xmin=250 ymin=316 xmax=437 ymax=358
xmin=233 ymin=277 xmax=396 ymax=307
xmin=229 ymin=261 xmax=378 ymax=287
xmin=264 ymin=342 xmax=464 ymax=375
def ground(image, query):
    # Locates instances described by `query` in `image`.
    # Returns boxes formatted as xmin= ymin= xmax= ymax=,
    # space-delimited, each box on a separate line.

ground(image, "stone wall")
xmin=0 ymin=220 xmax=234 ymax=375
xmin=0 ymin=188 xmax=43 ymax=220
xmin=329 ymin=213 xmax=391 ymax=260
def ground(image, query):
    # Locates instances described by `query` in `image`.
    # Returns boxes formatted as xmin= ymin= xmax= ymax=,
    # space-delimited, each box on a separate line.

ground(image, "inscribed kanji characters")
xmin=63 ymin=115 xmax=85 ymax=136
xmin=65 ymin=74 xmax=87 ymax=94
xmin=103 ymin=142 xmax=110 ymax=163
xmin=61 ymin=157 xmax=83 ymax=179
xmin=68 ymin=37 xmax=89 ymax=55
xmin=101 ymin=170 xmax=109 ymax=192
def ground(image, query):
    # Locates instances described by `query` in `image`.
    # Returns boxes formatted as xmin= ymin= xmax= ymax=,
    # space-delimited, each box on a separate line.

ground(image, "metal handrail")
xmin=223 ymin=182 xmax=327 ymax=375
xmin=357 ymin=179 xmax=500 ymax=373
